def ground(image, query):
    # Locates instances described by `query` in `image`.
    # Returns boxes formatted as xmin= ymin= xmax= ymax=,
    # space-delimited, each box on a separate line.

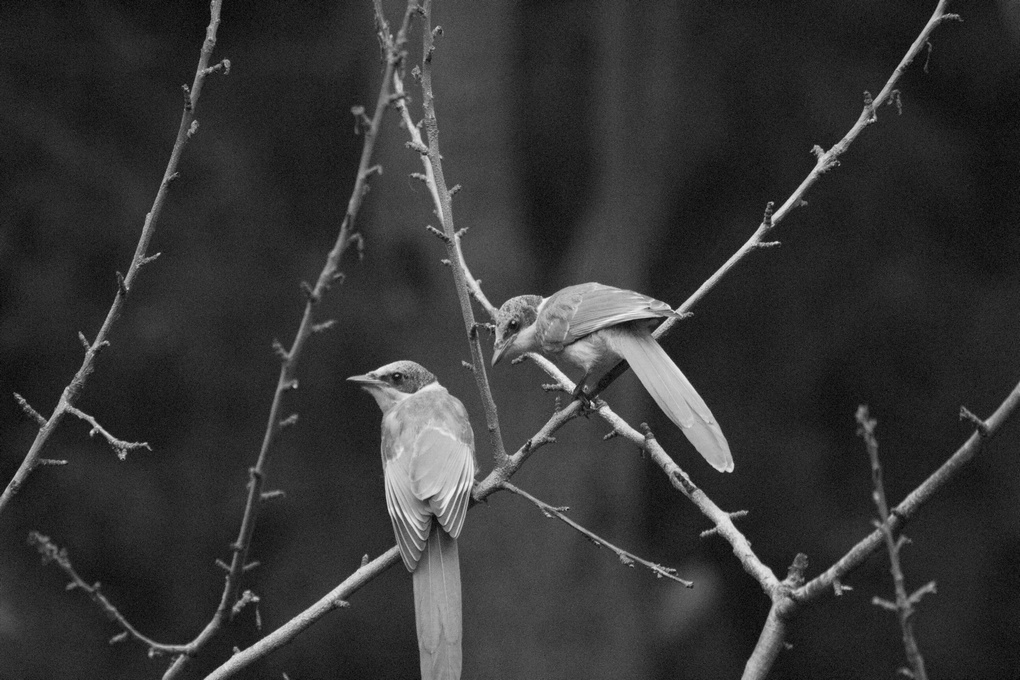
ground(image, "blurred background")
xmin=2 ymin=1 xmax=1019 ymax=678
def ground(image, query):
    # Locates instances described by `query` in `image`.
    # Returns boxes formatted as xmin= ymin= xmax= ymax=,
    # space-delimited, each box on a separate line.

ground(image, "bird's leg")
xmin=571 ymin=378 xmax=598 ymax=414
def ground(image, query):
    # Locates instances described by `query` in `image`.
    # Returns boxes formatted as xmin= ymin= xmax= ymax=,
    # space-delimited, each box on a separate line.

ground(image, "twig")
xmin=500 ymin=481 xmax=693 ymax=587
xmin=65 ymin=406 xmax=152 ymax=461
xmin=413 ymin=0 xmax=509 ymax=469
xmin=856 ymin=406 xmax=930 ymax=680
xmin=587 ymin=0 xmax=961 ymax=403
xmin=28 ymin=532 xmax=190 ymax=656
xmin=0 ymin=0 xmax=227 ymax=519
xmin=202 ymin=548 xmax=401 ymax=680
xmin=159 ymin=3 xmax=417 ymax=678
xmin=738 ymin=376 xmax=1020 ymax=680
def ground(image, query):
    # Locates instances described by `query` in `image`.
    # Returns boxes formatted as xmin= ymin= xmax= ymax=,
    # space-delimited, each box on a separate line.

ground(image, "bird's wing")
xmin=384 ymin=388 xmax=475 ymax=546
xmin=384 ymin=456 xmax=433 ymax=571
xmin=538 ymin=283 xmax=677 ymax=350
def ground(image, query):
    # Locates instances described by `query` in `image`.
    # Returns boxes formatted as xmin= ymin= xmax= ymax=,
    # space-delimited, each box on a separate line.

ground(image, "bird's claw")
xmin=572 ymin=384 xmax=598 ymax=415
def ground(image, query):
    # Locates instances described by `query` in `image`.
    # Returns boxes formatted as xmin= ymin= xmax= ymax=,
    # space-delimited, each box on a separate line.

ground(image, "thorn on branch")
xmin=187 ymin=120 xmax=199 ymax=139
xmin=137 ymin=252 xmax=161 ymax=268
xmin=410 ymin=172 xmax=429 ymax=183
xmin=449 ymin=184 xmax=462 ymax=198
xmin=284 ymin=379 xmax=299 ymax=391
xmin=312 ymin=319 xmax=337 ymax=334
xmin=272 ymin=339 xmax=289 ymax=361
xmin=812 ymin=144 xmax=826 ymax=159
xmin=440 ymin=258 xmax=451 ymax=267
xmin=300 ymin=281 xmax=319 ymax=304
xmin=66 ymin=406 xmax=151 ymax=460
xmin=201 ymin=58 xmax=230 ymax=77
xmin=38 ymin=459 xmax=68 ymax=466
xmin=762 ymin=201 xmax=775 ymax=228
xmin=603 ymin=430 xmax=619 ymax=442
xmin=278 ymin=413 xmax=299 ymax=429
xmin=510 ymin=354 xmax=529 ymax=366
xmin=426 ymin=225 xmax=450 ymax=242
xmin=909 ymin=580 xmax=937 ymax=605
xmin=215 ymin=559 xmax=230 ymax=572
xmin=181 ymin=84 xmax=192 ymax=109
xmin=959 ymin=406 xmax=989 ymax=436
xmin=405 ymin=140 xmax=429 ymax=155
xmin=260 ymin=489 xmax=286 ymax=503
xmin=78 ymin=331 xmax=91 ymax=351
xmin=14 ymin=393 xmax=47 ymax=427
xmin=461 ymin=360 xmax=474 ymax=373
xmin=888 ymin=89 xmax=903 ymax=115
xmin=362 ymin=165 xmax=383 ymax=181
xmin=116 ymin=271 xmax=128 ymax=297
xmin=231 ymin=589 xmax=260 ymax=620
xmin=351 ymin=105 xmax=371 ymax=134
xmin=348 ymin=231 xmax=365 ymax=260
xmin=832 ymin=578 xmax=853 ymax=596
xmin=863 ymin=90 xmax=877 ymax=123
xmin=242 ymin=561 xmax=261 ymax=573
xmin=872 ymin=595 xmax=898 ymax=612
xmin=110 ymin=631 xmax=129 ymax=645
xmin=757 ymin=241 xmax=782 ymax=249
xmin=361 ymin=554 xmax=370 ymax=568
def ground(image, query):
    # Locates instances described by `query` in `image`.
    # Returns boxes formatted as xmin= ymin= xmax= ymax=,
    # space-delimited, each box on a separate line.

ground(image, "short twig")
xmin=65 ymin=406 xmax=151 ymax=461
xmin=856 ymin=406 xmax=929 ymax=680
xmin=500 ymin=481 xmax=693 ymax=587
xmin=28 ymin=532 xmax=189 ymax=656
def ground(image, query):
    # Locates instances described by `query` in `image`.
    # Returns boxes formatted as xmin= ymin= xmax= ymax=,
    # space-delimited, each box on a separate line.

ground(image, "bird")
xmin=348 ymin=360 xmax=476 ymax=680
xmin=491 ymin=282 xmax=733 ymax=472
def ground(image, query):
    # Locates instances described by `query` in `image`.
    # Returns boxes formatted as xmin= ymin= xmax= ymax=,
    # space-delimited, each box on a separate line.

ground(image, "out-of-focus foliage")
xmin=1 ymin=1 xmax=1018 ymax=678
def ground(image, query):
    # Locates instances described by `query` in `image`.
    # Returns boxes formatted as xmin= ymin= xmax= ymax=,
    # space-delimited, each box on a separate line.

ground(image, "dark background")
xmin=2 ymin=1 xmax=1018 ymax=678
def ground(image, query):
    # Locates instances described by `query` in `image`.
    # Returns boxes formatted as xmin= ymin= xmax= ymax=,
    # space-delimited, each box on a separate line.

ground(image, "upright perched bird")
xmin=492 ymin=283 xmax=733 ymax=472
xmin=348 ymin=360 xmax=476 ymax=680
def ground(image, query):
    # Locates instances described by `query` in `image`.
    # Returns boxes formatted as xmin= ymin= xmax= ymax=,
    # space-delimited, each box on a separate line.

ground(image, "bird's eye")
xmin=391 ymin=372 xmax=403 ymax=383
xmin=508 ymin=319 xmax=519 ymax=332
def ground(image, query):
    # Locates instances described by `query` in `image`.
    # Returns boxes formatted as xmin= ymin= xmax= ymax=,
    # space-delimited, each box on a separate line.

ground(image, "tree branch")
xmin=500 ymin=481 xmax=694 ymax=587
xmin=0 ymin=0 xmax=227 ymax=519
xmin=159 ymin=3 xmax=418 ymax=678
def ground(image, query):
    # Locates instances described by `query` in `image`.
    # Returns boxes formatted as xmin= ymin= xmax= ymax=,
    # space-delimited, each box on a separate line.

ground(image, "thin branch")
xmin=0 ymin=0 xmax=227 ymax=519
xmin=500 ymin=481 xmax=693 ymax=587
xmin=739 ymin=376 xmax=1020 ymax=680
xmin=413 ymin=0 xmax=509 ymax=468
xmin=588 ymin=0 xmax=962 ymax=403
xmin=159 ymin=4 xmax=417 ymax=678
xmin=202 ymin=548 xmax=401 ymax=680
xmin=28 ymin=532 xmax=190 ymax=656
xmin=857 ymin=406 xmax=929 ymax=680
xmin=65 ymin=406 xmax=151 ymax=461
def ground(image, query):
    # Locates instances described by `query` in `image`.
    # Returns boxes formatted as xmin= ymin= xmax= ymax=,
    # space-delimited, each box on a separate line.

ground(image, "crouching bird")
xmin=492 ymin=283 xmax=733 ymax=472
xmin=348 ymin=360 xmax=476 ymax=680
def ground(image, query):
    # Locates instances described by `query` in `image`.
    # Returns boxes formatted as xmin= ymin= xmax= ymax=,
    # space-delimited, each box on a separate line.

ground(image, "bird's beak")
xmin=347 ymin=373 xmax=385 ymax=389
xmin=491 ymin=339 xmax=509 ymax=366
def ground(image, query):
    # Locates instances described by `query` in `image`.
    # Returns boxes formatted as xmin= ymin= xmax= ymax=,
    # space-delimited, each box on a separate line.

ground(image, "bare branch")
xmin=65 ymin=406 xmax=151 ymax=461
xmin=0 ymin=0 xmax=226 ymax=518
xmin=857 ymin=406 xmax=929 ymax=680
xmin=501 ymin=481 xmax=693 ymax=587
xmin=28 ymin=532 xmax=190 ymax=656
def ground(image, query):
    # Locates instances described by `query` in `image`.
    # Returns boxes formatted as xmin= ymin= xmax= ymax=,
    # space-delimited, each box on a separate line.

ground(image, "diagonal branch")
xmin=159 ymin=4 xmax=419 ymax=679
xmin=0 ymin=0 xmax=227 ymax=520
xmin=500 ymin=481 xmax=694 ymax=587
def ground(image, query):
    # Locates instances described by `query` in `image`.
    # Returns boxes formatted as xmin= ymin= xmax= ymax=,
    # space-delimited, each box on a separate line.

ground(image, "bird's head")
xmin=492 ymin=295 xmax=542 ymax=366
xmin=347 ymin=360 xmax=437 ymax=411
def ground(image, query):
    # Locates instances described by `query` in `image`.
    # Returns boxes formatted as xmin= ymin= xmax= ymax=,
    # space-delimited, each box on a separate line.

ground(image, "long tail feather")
xmin=413 ymin=526 xmax=463 ymax=680
xmin=612 ymin=328 xmax=734 ymax=472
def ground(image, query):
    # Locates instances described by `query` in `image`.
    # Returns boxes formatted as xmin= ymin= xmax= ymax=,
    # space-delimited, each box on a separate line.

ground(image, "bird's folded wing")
xmin=541 ymin=283 xmax=678 ymax=348
xmin=408 ymin=426 xmax=476 ymax=540
xmin=385 ymin=461 xmax=433 ymax=570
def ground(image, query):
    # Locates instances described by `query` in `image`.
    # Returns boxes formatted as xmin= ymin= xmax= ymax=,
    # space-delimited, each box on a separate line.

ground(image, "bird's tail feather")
xmin=613 ymin=329 xmax=734 ymax=472
xmin=413 ymin=526 xmax=463 ymax=680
